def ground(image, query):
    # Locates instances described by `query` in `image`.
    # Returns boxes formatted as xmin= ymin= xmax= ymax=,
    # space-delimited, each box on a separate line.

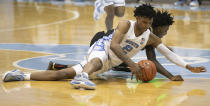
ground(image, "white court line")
xmin=0 ymin=49 xmax=55 ymax=55
xmin=0 ymin=43 xmax=89 ymax=46
xmin=13 ymin=55 xmax=55 ymax=71
xmin=170 ymin=46 xmax=210 ymax=50
xmin=0 ymin=5 xmax=79 ymax=32
xmin=12 ymin=52 xmax=85 ymax=71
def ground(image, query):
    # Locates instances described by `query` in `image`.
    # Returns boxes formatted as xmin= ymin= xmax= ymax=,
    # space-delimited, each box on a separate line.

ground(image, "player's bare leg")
xmin=2 ymin=67 xmax=77 ymax=82
xmin=105 ymin=5 xmax=115 ymax=30
xmin=31 ymin=68 xmax=76 ymax=81
xmin=114 ymin=6 xmax=125 ymax=17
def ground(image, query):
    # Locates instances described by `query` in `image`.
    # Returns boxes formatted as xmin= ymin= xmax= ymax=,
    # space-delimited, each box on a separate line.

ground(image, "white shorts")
xmin=104 ymin=0 xmax=125 ymax=7
xmin=72 ymin=40 xmax=111 ymax=78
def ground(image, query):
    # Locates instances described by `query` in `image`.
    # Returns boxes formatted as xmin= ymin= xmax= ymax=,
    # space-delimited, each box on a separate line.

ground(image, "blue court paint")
xmin=0 ymin=43 xmax=209 ymax=79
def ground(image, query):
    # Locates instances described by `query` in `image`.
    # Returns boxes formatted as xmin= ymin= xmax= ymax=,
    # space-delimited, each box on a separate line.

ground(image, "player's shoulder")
xmin=117 ymin=20 xmax=131 ymax=34
xmin=118 ymin=20 xmax=131 ymax=27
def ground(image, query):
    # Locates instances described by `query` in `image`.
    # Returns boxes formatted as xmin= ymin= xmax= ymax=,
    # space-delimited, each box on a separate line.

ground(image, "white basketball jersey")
xmin=108 ymin=20 xmax=151 ymax=66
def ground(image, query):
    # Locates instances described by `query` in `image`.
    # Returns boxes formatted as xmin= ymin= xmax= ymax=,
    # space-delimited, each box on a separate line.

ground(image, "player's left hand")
xmin=186 ymin=65 xmax=207 ymax=73
xmin=170 ymin=75 xmax=184 ymax=81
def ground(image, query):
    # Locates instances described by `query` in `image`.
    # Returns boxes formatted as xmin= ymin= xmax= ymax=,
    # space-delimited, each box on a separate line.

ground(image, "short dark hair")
xmin=134 ymin=4 xmax=155 ymax=19
xmin=152 ymin=10 xmax=174 ymax=28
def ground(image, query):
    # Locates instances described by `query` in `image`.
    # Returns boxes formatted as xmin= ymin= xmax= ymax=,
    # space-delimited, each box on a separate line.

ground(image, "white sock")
xmin=83 ymin=72 xmax=89 ymax=77
xmin=24 ymin=73 xmax=31 ymax=81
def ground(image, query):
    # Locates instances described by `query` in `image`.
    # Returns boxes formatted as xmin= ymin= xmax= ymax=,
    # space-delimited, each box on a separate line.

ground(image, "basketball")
xmin=138 ymin=60 xmax=157 ymax=82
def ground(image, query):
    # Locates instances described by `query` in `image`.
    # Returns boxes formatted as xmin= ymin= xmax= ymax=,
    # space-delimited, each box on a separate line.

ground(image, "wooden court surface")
xmin=0 ymin=1 xmax=210 ymax=106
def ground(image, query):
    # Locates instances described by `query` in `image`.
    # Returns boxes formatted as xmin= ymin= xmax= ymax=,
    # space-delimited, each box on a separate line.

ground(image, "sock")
xmin=24 ymin=73 xmax=31 ymax=81
xmin=83 ymin=72 xmax=89 ymax=77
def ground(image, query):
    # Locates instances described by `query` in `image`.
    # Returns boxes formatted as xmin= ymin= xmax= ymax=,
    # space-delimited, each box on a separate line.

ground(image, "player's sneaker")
xmin=189 ymin=0 xmax=199 ymax=7
xmin=70 ymin=72 xmax=96 ymax=90
xmin=93 ymin=0 xmax=104 ymax=21
xmin=47 ymin=61 xmax=55 ymax=70
xmin=47 ymin=61 xmax=68 ymax=70
xmin=2 ymin=69 xmax=25 ymax=82
xmin=112 ymin=63 xmax=131 ymax=72
xmin=174 ymin=0 xmax=187 ymax=6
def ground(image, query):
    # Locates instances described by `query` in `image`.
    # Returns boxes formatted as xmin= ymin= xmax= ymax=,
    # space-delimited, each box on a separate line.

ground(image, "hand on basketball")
xmin=130 ymin=63 xmax=143 ymax=81
xmin=186 ymin=65 xmax=207 ymax=73
xmin=170 ymin=75 xmax=184 ymax=81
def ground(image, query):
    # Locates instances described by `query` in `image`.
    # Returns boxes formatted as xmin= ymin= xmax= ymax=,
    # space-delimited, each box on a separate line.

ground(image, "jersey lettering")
xmin=122 ymin=40 xmax=139 ymax=54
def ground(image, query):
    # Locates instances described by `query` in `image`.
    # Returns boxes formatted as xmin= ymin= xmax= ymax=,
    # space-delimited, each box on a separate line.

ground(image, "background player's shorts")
xmin=72 ymin=39 xmax=110 ymax=76
xmin=104 ymin=0 xmax=125 ymax=7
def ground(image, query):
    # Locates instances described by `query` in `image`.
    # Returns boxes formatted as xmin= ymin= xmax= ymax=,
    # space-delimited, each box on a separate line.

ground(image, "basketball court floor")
xmin=0 ymin=0 xmax=210 ymax=106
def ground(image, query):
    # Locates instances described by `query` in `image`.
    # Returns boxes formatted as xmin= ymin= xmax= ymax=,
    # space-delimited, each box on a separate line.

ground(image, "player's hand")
xmin=170 ymin=75 xmax=184 ymax=81
xmin=130 ymin=63 xmax=143 ymax=81
xmin=186 ymin=65 xmax=207 ymax=73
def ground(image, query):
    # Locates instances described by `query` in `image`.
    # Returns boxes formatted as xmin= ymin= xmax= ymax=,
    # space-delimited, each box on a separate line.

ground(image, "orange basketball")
xmin=138 ymin=60 xmax=157 ymax=82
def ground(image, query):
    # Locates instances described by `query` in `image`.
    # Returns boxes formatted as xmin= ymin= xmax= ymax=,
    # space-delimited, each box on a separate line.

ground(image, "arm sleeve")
xmin=156 ymin=43 xmax=187 ymax=68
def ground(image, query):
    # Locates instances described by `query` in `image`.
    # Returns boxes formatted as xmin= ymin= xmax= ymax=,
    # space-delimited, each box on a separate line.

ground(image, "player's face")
xmin=136 ymin=16 xmax=153 ymax=32
xmin=154 ymin=25 xmax=169 ymax=38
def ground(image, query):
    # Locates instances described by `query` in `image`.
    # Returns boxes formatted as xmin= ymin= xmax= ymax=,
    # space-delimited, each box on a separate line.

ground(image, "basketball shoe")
xmin=70 ymin=72 xmax=96 ymax=90
xmin=93 ymin=0 xmax=104 ymax=21
xmin=189 ymin=0 xmax=199 ymax=7
xmin=47 ymin=61 xmax=68 ymax=70
xmin=2 ymin=69 xmax=25 ymax=82
xmin=174 ymin=0 xmax=187 ymax=6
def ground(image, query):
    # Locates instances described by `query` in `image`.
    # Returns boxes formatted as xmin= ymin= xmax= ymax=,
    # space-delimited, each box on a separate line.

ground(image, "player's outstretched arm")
xmin=156 ymin=43 xmax=207 ymax=73
xmin=145 ymin=45 xmax=183 ymax=81
xmin=148 ymin=33 xmax=207 ymax=73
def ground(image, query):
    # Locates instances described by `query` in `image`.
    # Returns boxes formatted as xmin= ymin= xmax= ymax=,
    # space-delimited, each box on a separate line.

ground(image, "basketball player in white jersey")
xmin=46 ymin=9 xmax=183 ymax=81
xmin=3 ymin=4 xmax=206 ymax=90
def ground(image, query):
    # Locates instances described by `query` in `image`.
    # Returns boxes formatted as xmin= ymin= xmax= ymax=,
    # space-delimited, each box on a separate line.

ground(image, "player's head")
xmin=152 ymin=10 xmax=174 ymax=38
xmin=134 ymin=4 xmax=156 ymax=32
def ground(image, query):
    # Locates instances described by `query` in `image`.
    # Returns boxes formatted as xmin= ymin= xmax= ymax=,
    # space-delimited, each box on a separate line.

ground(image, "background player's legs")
xmin=105 ymin=4 xmax=115 ymax=30
xmin=114 ymin=6 xmax=125 ymax=17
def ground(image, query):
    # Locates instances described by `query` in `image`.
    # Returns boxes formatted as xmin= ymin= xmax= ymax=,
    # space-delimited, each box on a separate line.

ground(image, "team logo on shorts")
xmin=140 ymin=38 xmax=145 ymax=45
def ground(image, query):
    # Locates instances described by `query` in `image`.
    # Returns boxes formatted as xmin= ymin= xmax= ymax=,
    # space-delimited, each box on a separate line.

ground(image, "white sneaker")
xmin=93 ymin=0 xmax=104 ymax=21
xmin=70 ymin=72 xmax=96 ymax=90
xmin=174 ymin=0 xmax=187 ymax=6
xmin=2 ymin=69 xmax=25 ymax=82
xmin=190 ymin=0 xmax=199 ymax=7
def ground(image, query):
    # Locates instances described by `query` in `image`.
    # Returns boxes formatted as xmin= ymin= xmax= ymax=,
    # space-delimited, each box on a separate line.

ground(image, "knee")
xmin=115 ymin=12 xmax=124 ymax=17
xmin=89 ymin=58 xmax=103 ymax=70
xmin=115 ymin=7 xmax=125 ymax=17
xmin=105 ymin=6 xmax=115 ymax=17
xmin=115 ymin=11 xmax=124 ymax=17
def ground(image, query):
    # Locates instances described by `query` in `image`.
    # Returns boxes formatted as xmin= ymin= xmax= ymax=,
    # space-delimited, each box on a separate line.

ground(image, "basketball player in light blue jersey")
xmin=3 ymin=4 xmax=206 ymax=90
